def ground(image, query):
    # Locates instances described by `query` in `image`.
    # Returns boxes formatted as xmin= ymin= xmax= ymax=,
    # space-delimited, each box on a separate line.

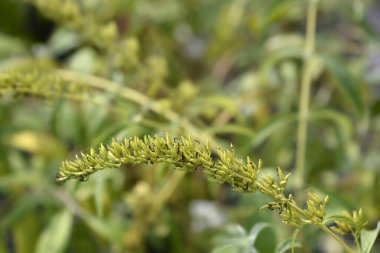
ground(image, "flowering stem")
xmin=317 ymin=224 xmax=354 ymax=253
xmin=295 ymin=0 xmax=319 ymax=191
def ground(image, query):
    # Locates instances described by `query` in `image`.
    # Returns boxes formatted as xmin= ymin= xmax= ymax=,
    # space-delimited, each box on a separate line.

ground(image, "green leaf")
xmin=250 ymin=113 xmax=298 ymax=148
xmin=35 ymin=209 xmax=73 ymax=253
xmin=320 ymin=54 xmax=364 ymax=115
xmin=310 ymin=110 xmax=353 ymax=141
xmin=275 ymin=238 xmax=301 ymax=253
xmin=246 ymin=109 xmax=352 ymax=154
xmin=361 ymin=222 xmax=380 ymax=253
xmin=81 ymin=214 xmax=122 ymax=244
xmin=213 ymin=223 xmax=270 ymax=253
xmin=310 ymin=109 xmax=353 ymax=157
xmin=0 ymin=194 xmax=40 ymax=231
xmin=211 ymin=243 xmax=244 ymax=253
xmin=247 ymin=222 xmax=270 ymax=245
xmin=222 ymin=224 xmax=247 ymax=237
xmin=260 ymin=48 xmax=302 ymax=86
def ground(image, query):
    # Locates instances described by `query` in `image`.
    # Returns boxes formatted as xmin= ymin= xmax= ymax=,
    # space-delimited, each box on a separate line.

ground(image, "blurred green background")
xmin=0 ymin=0 xmax=379 ymax=252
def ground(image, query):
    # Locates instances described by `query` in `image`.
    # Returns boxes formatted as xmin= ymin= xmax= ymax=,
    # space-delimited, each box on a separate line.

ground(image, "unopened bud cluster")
xmin=331 ymin=209 xmax=367 ymax=236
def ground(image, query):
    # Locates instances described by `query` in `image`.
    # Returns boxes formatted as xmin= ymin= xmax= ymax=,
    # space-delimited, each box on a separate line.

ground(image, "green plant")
xmin=212 ymin=223 xmax=270 ymax=253
xmin=1 ymin=0 xmax=380 ymax=253
xmin=212 ymin=223 xmax=301 ymax=253
xmin=56 ymin=133 xmax=377 ymax=253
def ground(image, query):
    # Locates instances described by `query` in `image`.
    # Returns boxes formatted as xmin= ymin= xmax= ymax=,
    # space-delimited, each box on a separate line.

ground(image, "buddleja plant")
xmin=56 ymin=133 xmax=379 ymax=253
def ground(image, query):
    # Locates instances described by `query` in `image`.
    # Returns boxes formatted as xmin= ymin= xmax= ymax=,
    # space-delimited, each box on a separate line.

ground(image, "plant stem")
xmin=352 ymin=230 xmax=362 ymax=253
xmin=294 ymin=0 xmax=318 ymax=191
xmin=257 ymin=177 xmax=355 ymax=252
xmin=57 ymin=69 xmax=220 ymax=147
xmin=317 ymin=224 xmax=354 ymax=253
xmin=14 ymin=88 xmax=128 ymax=116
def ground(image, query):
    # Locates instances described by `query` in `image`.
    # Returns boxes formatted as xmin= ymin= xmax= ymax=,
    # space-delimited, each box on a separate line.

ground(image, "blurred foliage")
xmin=0 ymin=0 xmax=379 ymax=253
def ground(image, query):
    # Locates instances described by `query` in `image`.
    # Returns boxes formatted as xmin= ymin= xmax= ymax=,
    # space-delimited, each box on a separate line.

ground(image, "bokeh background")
xmin=0 ymin=0 xmax=379 ymax=252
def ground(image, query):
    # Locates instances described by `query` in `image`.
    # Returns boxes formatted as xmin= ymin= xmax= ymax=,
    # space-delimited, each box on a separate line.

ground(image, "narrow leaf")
xmin=212 ymin=243 xmax=243 ymax=253
xmin=247 ymin=222 xmax=270 ymax=245
xmin=35 ymin=209 xmax=73 ymax=253
xmin=320 ymin=54 xmax=364 ymax=114
xmin=361 ymin=221 xmax=380 ymax=253
xmin=275 ymin=238 xmax=301 ymax=253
